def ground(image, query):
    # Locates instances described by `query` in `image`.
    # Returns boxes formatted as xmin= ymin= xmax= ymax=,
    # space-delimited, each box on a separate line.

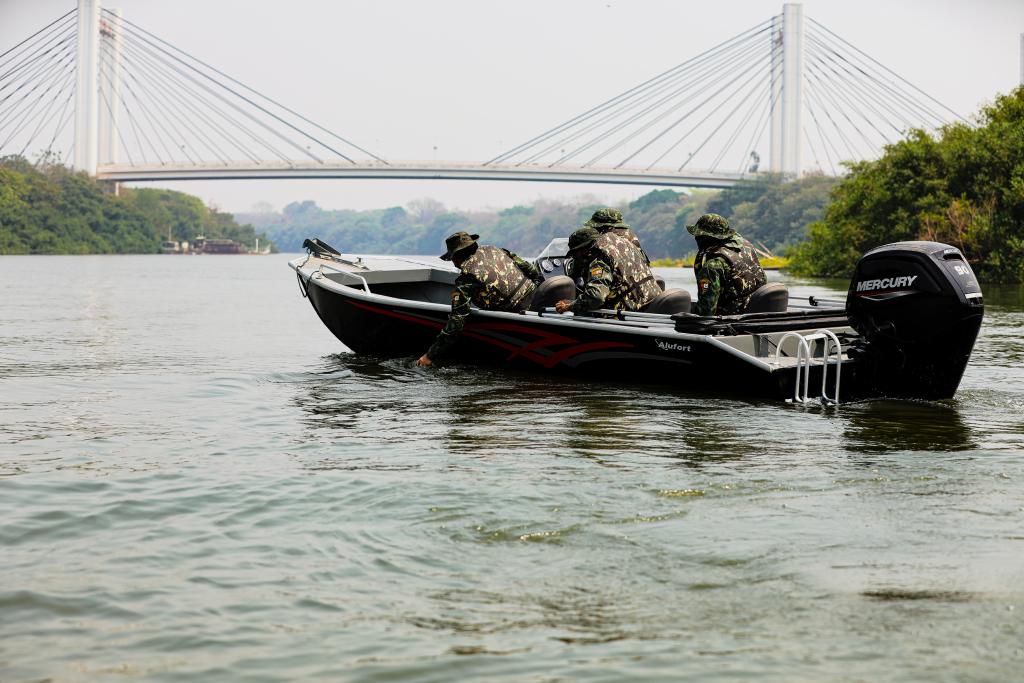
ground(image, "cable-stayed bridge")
xmin=0 ymin=1 xmax=964 ymax=189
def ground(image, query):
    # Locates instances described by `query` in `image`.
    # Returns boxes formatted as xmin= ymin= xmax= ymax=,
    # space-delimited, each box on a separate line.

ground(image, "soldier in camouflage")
xmin=687 ymin=213 xmax=767 ymax=316
xmin=554 ymin=227 xmax=661 ymax=315
xmin=583 ymin=207 xmax=651 ymax=264
xmin=417 ymin=231 xmax=543 ymax=367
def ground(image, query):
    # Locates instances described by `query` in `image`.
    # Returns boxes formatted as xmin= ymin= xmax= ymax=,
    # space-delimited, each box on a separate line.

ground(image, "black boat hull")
xmin=302 ymin=272 xmax=831 ymax=400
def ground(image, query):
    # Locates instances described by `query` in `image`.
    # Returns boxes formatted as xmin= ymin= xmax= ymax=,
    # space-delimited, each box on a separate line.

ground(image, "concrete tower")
xmin=768 ymin=3 xmax=803 ymax=177
xmin=74 ymin=0 xmax=100 ymax=174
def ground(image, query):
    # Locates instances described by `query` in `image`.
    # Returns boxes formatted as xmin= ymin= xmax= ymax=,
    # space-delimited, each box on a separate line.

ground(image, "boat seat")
xmin=645 ymin=288 xmax=691 ymax=314
xmin=530 ymin=275 xmax=575 ymax=312
xmin=745 ymin=283 xmax=789 ymax=313
xmin=655 ymin=275 xmax=666 ymax=291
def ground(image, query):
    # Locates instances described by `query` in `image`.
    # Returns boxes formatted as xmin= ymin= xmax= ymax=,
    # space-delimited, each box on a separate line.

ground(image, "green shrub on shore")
xmin=0 ymin=156 xmax=272 ymax=254
xmin=789 ymin=87 xmax=1024 ymax=283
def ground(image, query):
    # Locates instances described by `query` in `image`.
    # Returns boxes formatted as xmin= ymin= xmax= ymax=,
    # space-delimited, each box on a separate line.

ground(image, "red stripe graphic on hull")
xmin=345 ymin=300 xmax=633 ymax=367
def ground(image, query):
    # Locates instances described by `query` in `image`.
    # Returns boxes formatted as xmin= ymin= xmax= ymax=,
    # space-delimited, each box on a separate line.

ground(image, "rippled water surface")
xmin=1 ymin=255 xmax=1022 ymax=682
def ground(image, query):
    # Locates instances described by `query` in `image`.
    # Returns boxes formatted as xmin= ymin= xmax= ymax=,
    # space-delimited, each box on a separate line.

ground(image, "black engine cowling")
xmin=845 ymin=241 xmax=984 ymax=400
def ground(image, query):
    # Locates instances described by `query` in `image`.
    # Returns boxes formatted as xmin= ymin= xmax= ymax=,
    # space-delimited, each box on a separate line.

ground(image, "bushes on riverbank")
xmin=789 ymin=87 xmax=1024 ymax=283
xmin=0 ymin=157 xmax=272 ymax=254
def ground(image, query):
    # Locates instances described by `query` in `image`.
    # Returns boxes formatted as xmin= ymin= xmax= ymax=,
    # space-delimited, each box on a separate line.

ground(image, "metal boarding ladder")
xmin=775 ymin=329 xmax=843 ymax=405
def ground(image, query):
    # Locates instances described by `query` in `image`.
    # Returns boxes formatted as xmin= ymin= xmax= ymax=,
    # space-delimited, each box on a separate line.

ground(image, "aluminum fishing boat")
xmin=290 ymin=238 xmax=983 ymax=403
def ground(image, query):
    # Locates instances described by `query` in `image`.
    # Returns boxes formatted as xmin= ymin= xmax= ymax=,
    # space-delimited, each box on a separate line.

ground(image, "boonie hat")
xmin=584 ymin=207 xmax=629 ymax=231
xmin=566 ymin=227 xmax=601 ymax=255
xmin=440 ymin=231 xmax=480 ymax=261
xmin=686 ymin=213 xmax=735 ymax=239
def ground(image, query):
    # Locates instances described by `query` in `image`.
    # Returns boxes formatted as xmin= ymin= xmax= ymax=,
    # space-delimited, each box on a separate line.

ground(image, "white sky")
xmin=2 ymin=0 xmax=1023 ymax=213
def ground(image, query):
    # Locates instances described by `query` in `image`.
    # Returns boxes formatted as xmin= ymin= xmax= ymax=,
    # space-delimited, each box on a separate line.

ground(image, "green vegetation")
xmin=247 ymin=173 xmax=835 ymax=262
xmin=706 ymin=173 xmax=838 ymax=254
xmin=244 ymin=190 xmax=718 ymax=259
xmin=789 ymin=87 xmax=1024 ymax=282
xmin=0 ymin=156 xmax=272 ymax=254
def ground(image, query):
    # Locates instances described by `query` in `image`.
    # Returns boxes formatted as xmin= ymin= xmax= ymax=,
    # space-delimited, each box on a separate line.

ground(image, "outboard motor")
xmin=846 ymin=241 xmax=984 ymax=400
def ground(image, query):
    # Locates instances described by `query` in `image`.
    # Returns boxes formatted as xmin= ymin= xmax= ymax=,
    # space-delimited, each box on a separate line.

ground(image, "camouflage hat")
xmin=686 ymin=213 xmax=734 ymax=239
xmin=566 ymin=227 xmax=601 ymax=254
xmin=584 ymin=207 xmax=629 ymax=231
xmin=440 ymin=231 xmax=480 ymax=261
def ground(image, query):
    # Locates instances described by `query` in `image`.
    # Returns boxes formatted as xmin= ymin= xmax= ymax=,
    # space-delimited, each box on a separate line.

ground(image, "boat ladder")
xmin=775 ymin=329 xmax=843 ymax=405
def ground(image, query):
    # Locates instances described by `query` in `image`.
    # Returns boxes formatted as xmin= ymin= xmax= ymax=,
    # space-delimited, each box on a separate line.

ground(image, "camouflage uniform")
xmin=585 ymin=207 xmax=651 ymax=264
xmin=427 ymin=242 xmax=543 ymax=360
xmin=687 ymin=214 xmax=767 ymax=316
xmin=567 ymin=228 xmax=661 ymax=314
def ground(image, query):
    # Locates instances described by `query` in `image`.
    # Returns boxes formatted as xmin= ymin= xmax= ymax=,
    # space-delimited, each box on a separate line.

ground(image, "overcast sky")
xmin=2 ymin=0 xmax=1023 ymax=213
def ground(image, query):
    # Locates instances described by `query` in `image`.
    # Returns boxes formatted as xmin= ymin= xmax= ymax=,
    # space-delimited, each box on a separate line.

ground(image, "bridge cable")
xmin=95 ymin=69 xmax=136 ymax=166
xmin=104 ymin=9 xmax=386 ymax=164
xmin=803 ymin=90 xmax=839 ymax=175
xmin=526 ymin=28 xmax=770 ymax=166
xmin=547 ymin=34 xmax=769 ymax=167
xmin=104 ymin=10 xmax=373 ymax=165
xmin=0 ymin=9 xmax=74 ymax=62
xmin=114 ymin=26 xmax=321 ymax=165
xmin=0 ymin=14 xmax=76 ymax=82
xmin=804 ymin=32 xmax=944 ymax=130
xmin=522 ymin=30 xmax=768 ymax=167
xmin=484 ymin=17 xmax=774 ymax=165
xmin=616 ymin=46 xmax=772 ymax=168
xmin=517 ymin=22 xmax=773 ymax=167
xmin=116 ymin=32 xmax=301 ymax=165
xmin=97 ymin=44 xmax=174 ymax=165
xmin=803 ymin=60 xmax=882 ymax=156
xmin=112 ymin=34 xmax=269 ymax=165
xmin=737 ymin=35 xmax=784 ymax=176
xmin=709 ymin=78 xmax=772 ymax=172
xmin=668 ymin=52 xmax=773 ymax=171
xmin=0 ymin=31 xmax=77 ymax=109
xmin=18 ymin=68 xmax=76 ymax=157
xmin=112 ymin=19 xmax=328 ymax=164
xmin=100 ymin=40 xmax=189 ymax=165
xmin=41 ymin=85 xmax=76 ymax=163
xmin=0 ymin=39 xmax=78 ymax=140
xmin=3 ymin=64 xmax=73 ymax=152
xmin=568 ymin=36 xmax=769 ymax=168
xmin=804 ymin=36 xmax=914 ymax=134
xmin=805 ymin=27 xmax=950 ymax=127
xmin=808 ymin=17 xmax=965 ymax=123
xmin=803 ymin=83 xmax=850 ymax=168
xmin=802 ymin=125 xmax=824 ymax=174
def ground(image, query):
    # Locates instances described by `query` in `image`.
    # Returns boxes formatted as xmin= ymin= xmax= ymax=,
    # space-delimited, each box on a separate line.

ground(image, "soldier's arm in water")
xmin=568 ymin=257 xmax=615 ymax=314
xmin=505 ymin=249 xmax=544 ymax=285
xmin=420 ymin=275 xmax=479 ymax=364
xmin=692 ymin=257 xmax=728 ymax=316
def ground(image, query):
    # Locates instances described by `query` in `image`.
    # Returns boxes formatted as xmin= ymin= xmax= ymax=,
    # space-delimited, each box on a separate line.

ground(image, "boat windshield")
xmin=533 ymin=238 xmax=569 ymax=260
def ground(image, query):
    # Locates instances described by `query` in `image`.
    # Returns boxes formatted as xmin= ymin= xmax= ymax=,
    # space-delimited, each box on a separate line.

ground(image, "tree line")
xmin=789 ymin=87 xmax=1024 ymax=283
xmin=241 ymin=175 xmax=835 ymax=261
xmin=0 ymin=156 xmax=272 ymax=255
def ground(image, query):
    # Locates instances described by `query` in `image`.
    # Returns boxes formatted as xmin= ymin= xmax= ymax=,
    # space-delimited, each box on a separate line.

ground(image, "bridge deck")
xmin=95 ymin=161 xmax=746 ymax=188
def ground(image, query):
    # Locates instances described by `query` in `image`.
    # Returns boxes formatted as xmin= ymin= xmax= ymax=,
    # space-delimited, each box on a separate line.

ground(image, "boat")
xmin=289 ymin=238 xmax=984 ymax=403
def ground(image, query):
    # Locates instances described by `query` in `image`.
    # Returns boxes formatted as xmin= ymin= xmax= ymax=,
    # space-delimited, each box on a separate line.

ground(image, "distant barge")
xmin=160 ymin=236 xmax=253 ymax=254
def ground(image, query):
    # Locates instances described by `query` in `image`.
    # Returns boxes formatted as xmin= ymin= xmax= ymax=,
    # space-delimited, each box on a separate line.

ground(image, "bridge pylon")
xmin=73 ymin=0 xmax=100 ymax=174
xmin=769 ymin=2 xmax=803 ymax=177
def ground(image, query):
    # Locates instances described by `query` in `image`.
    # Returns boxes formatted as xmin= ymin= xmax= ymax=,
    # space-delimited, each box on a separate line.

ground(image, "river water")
xmin=1 ymin=255 xmax=1022 ymax=682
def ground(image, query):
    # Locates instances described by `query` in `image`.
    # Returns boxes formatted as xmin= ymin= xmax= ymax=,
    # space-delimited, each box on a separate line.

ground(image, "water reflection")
xmin=839 ymin=400 xmax=975 ymax=453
